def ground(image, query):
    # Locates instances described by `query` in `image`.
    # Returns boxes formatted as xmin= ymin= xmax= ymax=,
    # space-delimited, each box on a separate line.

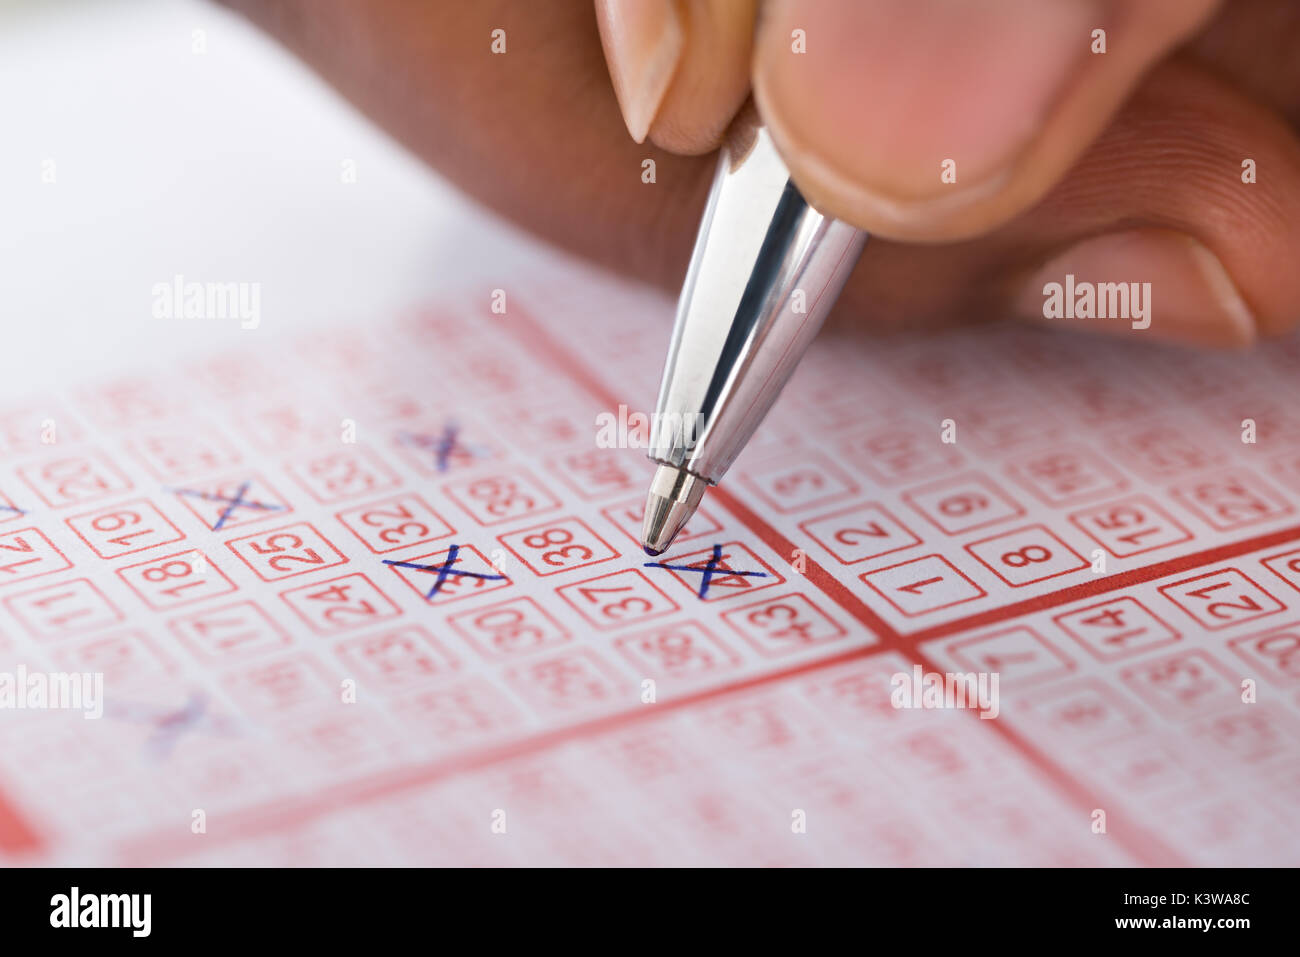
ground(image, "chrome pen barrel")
xmin=647 ymin=118 xmax=867 ymax=484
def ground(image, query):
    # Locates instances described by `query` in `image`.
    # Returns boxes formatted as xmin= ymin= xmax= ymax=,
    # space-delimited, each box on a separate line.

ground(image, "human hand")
xmin=218 ymin=0 xmax=1300 ymax=347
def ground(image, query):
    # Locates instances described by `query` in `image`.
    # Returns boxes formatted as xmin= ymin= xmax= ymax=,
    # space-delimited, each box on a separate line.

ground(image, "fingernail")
xmin=595 ymin=0 xmax=685 ymax=144
xmin=755 ymin=0 xmax=1097 ymax=225
xmin=1014 ymin=229 xmax=1257 ymax=348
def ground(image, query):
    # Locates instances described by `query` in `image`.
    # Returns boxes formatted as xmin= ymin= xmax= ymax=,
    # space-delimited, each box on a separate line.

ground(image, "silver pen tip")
xmin=641 ymin=463 xmax=709 ymax=556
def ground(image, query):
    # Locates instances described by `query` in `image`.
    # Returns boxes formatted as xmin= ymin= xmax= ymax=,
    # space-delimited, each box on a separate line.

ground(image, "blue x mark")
xmin=171 ymin=480 xmax=285 ymax=530
xmin=644 ymin=543 xmax=767 ymax=599
xmin=111 ymin=693 xmax=236 ymax=759
xmin=398 ymin=424 xmax=478 ymax=472
xmin=384 ymin=544 xmax=505 ymax=600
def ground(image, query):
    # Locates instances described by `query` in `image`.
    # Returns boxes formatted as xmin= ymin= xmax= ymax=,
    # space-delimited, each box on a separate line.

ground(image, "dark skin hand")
xmin=216 ymin=0 xmax=1300 ymax=348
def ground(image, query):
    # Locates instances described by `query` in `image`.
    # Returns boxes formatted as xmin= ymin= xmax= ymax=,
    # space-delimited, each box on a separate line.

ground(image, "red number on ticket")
xmin=19 ymin=451 xmax=132 ymax=508
xmin=0 ymin=527 xmax=72 ymax=585
xmin=498 ymin=517 xmax=618 ymax=576
xmin=226 ymin=522 xmax=348 ymax=582
xmin=558 ymin=569 xmax=679 ymax=629
xmin=170 ymin=601 xmax=291 ymax=662
xmin=280 ymin=573 xmax=402 ymax=635
xmin=1159 ymin=569 xmax=1284 ymax=631
xmin=66 ymin=500 xmax=185 ymax=559
xmin=1054 ymin=598 xmax=1180 ymax=661
xmin=447 ymin=597 xmax=570 ymax=660
xmin=442 ymin=470 xmax=560 ymax=526
xmin=722 ymin=593 xmax=846 ymax=657
xmin=335 ymin=493 xmax=455 ymax=554
xmin=1068 ymin=496 xmax=1192 ymax=557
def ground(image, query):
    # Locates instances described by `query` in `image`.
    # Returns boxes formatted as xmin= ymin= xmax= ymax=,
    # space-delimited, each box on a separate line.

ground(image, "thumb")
xmin=753 ymin=0 xmax=1222 ymax=241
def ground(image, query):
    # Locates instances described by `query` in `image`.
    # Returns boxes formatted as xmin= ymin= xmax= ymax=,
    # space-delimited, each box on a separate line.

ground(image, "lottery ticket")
xmin=0 ymin=263 xmax=1297 ymax=867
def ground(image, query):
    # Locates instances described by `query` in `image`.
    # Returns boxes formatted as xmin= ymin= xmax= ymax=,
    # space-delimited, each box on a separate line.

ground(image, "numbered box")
xmin=0 ymin=527 xmax=72 ymax=586
xmin=18 ymin=450 xmax=133 ymax=509
xmin=334 ymin=625 xmax=457 ymax=687
xmin=1262 ymin=547 xmax=1300 ymax=596
xmin=3 ymin=578 xmax=123 ymax=641
xmin=0 ymin=400 xmax=83 ymax=454
xmin=614 ymin=622 xmax=741 ymax=680
xmin=448 ymin=596 xmax=570 ymax=661
xmin=860 ymin=555 xmax=986 ymax=617
xmin=1120 ymin=650 xmax=1240 ymax=719
xmin=546 ymin=449 xmax=639 ymax=501
xmin=335 ymin=493 xmax=455 ymax=554
xmin=172 ymin=473 xmax=292 ymax=532
xmin=1269 ymin=450 xmax=1300 ymax=495
xmin=648 ymin=542 xmax=783 ymax=603
xmin=226 ymin=522 xmax=348 ymax=582
xmin=797 ymin=502 xmax=921 ymax=565
xmin=1054 ymin=598 xmax=1180 ymax=661
xmin=1170 ymin=470 xmax=1292 ymax=532
xmin=79 ymin=378 xmax=171 ymax=427
xmin=239 ymin=399 xmax=336 ymax=452
xmin=117 ymin=549 xmax=236 ymax=610
xmin=1068 ymin=495 xmax=1192 ymax=558
xmin=49 ymin=630 xmax=172 ymax=686
xmin=945 ymin=626 xmax=1074 ymax=686
xmin=442 ymin=469 xmax=561 ymax=526
xmin=280 ymin=572 xmax=402 ymax=636
xmin=498 ymin=517 xmax=618 ymax=577
xmin=1018 ymin=679 xmax=1146 ymax=745
xmin=1159 ymin=568 xmax=1285 ymax=632
xmin=1109 ymin=422 xmax=1222 ymax=479
xmin=503 ymin=649 xmax=630 ymax=713
xmin=389 ymin=678 xmax=524 ymax=740
xmin=903 ymin=473 xmax=1024 ymax=536
xmin=170 ymin=600 xmax=291 ymax=662
xmin=701 ymin=695 xmax=823 ymax=753
xmin=386 ymin=544 xmax=511 ymax=606
xmin=965 ymin=525 xmax=1088 ymax=588
xmin=558 ymin=569 xmax=679 ymax=630
xmin=487 ymin=385 xmax=590 ymax=448
xmin=223 ymin=654 xmax=337 ymax=716
xmin=846 ymin=423 xmax=963 ymax=486
xmin=960 ymin=391 xmax=1059 ymax=451
xmin=1053 ymin=376 xmax=1155 ymax=428
xmin=1084 ymin=740 xmax=1194 ymax=797
xmin=1227 ymin=623 xmax=1300 ymax=687
xmin=738 ymin=452 xmax=859 ymax=513
xmin=1193 ymin=709 xmax=1294 ymax=765
xmin=802 ymin=656 xmax=922 ymax=727
xmin=66 ymin=499 xmax=185 ymax=559
xmin=285 ymin=447 xmax=402 ymax=504
xmin=286 ymin=710 xmax=406 ymax=776
xmin=721 ymin=592 xmax=847 ymax=658
xmin=128 ymin=426 xmax=242 ymax=482
xmin=1006 ymin=446 xmax=1128 ymax=506
xmin=601 ymin=496 xmax=721 ymax=552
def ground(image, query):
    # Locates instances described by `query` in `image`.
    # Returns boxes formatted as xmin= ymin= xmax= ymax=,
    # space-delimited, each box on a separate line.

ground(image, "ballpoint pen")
xmin=640 ymin=108 xmax=869 ymax=555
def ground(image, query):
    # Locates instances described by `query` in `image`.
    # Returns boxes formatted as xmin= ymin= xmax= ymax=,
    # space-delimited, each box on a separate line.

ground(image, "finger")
xmin=595 ymin=0 xmax=756 ymax=155
xmin=753 ymin=0 xmax=1223 ymax=241
xmin=1187 ymin=0 xmax=1300 ymax=128
xmin=831 ymin=57 xmax=1300 ymax=348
